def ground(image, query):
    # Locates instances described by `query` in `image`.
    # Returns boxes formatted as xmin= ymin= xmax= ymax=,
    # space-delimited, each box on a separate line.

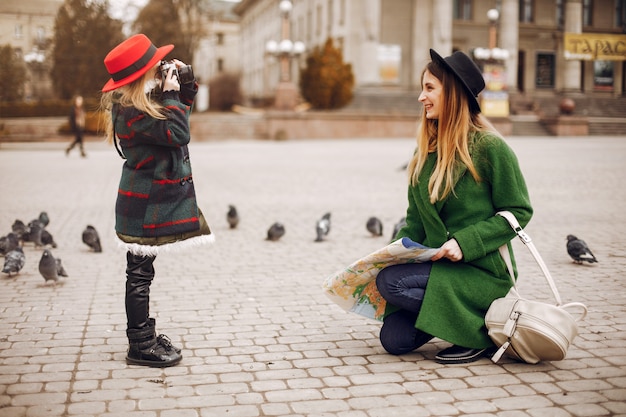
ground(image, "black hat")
xmin=429 ymin=49 xmax=485 ymax=113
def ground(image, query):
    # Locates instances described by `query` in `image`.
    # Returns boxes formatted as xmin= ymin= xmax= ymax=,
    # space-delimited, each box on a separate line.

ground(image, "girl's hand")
xmin=162 ymin=66 xmax=180 ymax=92
xmin=431 ymin=239 xmax=463 ymax=262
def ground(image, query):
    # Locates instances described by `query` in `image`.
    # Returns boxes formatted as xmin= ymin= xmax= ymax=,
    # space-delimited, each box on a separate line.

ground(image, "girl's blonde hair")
xmin=407 ymin=60 xmax=499 ymax=203
xmin=100 ymin=66 xmax=167 ymax=144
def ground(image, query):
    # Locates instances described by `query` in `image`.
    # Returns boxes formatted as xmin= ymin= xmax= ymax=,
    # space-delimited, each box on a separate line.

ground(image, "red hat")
xmin=102 ymin=34 xmax=173 ymax=92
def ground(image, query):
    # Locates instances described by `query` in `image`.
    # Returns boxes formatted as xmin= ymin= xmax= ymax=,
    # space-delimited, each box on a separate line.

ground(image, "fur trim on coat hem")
xmin=116 ymin=234 xmax=215 ymax=256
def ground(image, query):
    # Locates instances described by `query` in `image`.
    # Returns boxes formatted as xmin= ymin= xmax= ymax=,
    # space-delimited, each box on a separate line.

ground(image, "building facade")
xmin=234 ymin=0 xmax=626 ymax=107
xmin=0 ymin=0 xmax=64 ymax=100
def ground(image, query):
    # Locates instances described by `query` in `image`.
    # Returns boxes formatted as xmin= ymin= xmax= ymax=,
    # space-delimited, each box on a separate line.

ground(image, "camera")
xmin=159 ymin=60 xmax=195 ymax=85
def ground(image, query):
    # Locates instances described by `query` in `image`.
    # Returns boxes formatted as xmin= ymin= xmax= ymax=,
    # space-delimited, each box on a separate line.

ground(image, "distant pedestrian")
xmin=100 ymin=34 xmax=214 ymax=368
xmin=66 ymin=95 xmax=86 ymax=157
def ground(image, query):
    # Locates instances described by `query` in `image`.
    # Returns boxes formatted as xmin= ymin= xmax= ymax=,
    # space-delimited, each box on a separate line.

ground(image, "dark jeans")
xmin=376 ymin=263 xmax=434 ymax=355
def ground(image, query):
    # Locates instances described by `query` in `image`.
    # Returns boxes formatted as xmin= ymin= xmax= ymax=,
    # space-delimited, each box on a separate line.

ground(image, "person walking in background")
xmin=66 ymin=95 xmax=86 ymax=157
xmin=100 ymin=34 xmax=214 ymax=368
xmin=375 ymin=49 xmax=533 ymax=364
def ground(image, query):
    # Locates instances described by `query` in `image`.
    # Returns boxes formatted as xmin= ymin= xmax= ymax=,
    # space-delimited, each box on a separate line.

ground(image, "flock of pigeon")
xmin=227 ymin=204 xmax=599 ymax=265
xmin=226 ymin=204 xmax=401 ymax=243
xmin=1 ymin=208 xmax=598 ymax=284
xmin=0 ymin=211 xmax=102 ymax=285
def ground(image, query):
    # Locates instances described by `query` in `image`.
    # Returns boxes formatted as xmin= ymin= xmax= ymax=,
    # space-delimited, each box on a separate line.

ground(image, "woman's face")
xmin=419 ymin=69 xmax=443 ymax=119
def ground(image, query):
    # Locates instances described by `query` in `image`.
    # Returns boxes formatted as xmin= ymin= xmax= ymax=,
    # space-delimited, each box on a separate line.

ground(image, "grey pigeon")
xmin=39 ymin=249 xmax=68 ymax=285
xmin=82 ymin=225 xmax=102 ymax=252
xmin=227 ymin=205 xmax=239 ymax=229
xmin=391 ymin=216 xmax=407 ymax=241
xmin=11 ymin=220 xmax=29 ymax=242
xmin=366 ymin=216 xmax=384 ymax=237
xmin=27 ymin=220 xmax=44 ymax=246
xmin=315 ymin=212 xmax=331 ymax=242
xmin=566 ymin=235 xmax=598 ymax=264
xmin=266 ymin=222 xmax=285 ymax=241
xmin=41 ymin=229 xmax=57 ymax=248
xmin=0 ymin=233 xmax=20 ymax=255
xmin=38 ymin=211 xmax=50 ymax=227
xmin=2 ymin=247 xmax=25 ymax=277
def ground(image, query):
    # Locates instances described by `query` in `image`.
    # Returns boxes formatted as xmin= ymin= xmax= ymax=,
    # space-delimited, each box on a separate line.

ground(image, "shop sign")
xmin=564 ymin=32 xmax=626 ymax=61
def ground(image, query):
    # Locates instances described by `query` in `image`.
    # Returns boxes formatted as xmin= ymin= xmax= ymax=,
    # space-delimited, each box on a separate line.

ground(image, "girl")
xmin=101 ymin=34 xmax=214 ymax=367
xmin=376 ymin=49 xmax=533 ymax=364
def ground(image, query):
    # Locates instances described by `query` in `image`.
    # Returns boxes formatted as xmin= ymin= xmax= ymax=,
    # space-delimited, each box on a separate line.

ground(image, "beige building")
xmin=0 ymin=0 xmax=63 ymax=100
xmin=234 ymin=0 xmax=626 ymax=108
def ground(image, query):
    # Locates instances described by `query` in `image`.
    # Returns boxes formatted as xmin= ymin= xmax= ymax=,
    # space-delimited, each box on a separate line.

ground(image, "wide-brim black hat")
xmin=430 ymin=49 xmax=485 ymax=113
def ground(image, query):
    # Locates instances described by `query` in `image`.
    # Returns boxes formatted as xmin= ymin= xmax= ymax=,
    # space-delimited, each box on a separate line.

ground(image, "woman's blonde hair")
xmin=100 ymin=66 xmax=167 ymax=144
xmin=407 ymin=60 xmax=499 ymax=203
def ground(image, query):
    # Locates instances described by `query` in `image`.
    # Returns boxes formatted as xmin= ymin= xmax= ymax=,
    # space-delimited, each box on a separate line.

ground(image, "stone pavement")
xmin=0 ymin=136 xmax=625 ymax=417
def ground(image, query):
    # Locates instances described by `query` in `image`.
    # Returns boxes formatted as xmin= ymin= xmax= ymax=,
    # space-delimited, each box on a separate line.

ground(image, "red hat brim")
xmin=102 ymin=43 xmax=174 ymax=92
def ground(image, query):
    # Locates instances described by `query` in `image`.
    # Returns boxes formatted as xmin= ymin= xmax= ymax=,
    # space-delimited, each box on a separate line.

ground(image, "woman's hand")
xmin=162 ymin=66 xmax=180 ymax=92
xmin=431 ymin=238 xmax=463 ymax=262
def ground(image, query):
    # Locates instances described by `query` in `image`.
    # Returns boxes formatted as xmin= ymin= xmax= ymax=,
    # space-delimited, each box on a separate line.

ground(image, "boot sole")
xmin=126 ymin=355 xmax=182 ymax=368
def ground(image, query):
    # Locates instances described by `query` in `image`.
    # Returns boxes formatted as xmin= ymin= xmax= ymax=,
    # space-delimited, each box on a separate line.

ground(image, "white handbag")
xmin=484 ymin=211 xmax=588 ymax=364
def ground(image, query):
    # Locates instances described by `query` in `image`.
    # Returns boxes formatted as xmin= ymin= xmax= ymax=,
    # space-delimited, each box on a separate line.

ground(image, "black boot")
xmin=126 ymin=326 xmax=182 ymax=367
xmin=148 ymin=317 xmax=182 ymax=354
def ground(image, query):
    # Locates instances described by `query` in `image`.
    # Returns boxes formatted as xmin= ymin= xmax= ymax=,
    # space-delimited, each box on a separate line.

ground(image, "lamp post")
xmin=473 ymin=9 xmax=510 ymax=119
xmin=265 ymin=0 xmax=305 ymax=110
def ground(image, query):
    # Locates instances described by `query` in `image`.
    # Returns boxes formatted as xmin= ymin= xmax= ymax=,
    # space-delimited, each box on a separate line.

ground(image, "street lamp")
xmin=487 ymin=8 xmax=499 ymax=50
xmin=265 ymin=0 xmax=305 ymax=110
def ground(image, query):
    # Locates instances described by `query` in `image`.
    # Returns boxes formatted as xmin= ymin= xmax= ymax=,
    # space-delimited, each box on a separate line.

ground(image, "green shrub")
xmin=208 ymin=72 xmax=243 ymax=111
xmin=299 ymin=38 xmax=354 ymax=110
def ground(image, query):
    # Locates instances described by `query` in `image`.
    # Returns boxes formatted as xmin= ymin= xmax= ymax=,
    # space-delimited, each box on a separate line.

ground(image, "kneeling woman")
xmin=376 ymin=49 xmax=533 ymax=364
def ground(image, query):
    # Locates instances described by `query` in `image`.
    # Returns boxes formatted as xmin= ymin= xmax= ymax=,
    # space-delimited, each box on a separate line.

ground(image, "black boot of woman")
xmin=125 ymin=252 xmax=181 ymax=367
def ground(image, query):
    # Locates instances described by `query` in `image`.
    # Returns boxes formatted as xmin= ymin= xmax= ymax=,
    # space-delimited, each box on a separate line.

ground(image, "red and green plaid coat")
xmin=112 ymin=84 xmax=212 ymax=249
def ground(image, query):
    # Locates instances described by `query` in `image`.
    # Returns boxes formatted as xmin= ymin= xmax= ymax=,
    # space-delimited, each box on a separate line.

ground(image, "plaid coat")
xmin=112 ymin=84 xmax=212 ymax=254
xmin=393 ymin=131 xmax=533 ymax=349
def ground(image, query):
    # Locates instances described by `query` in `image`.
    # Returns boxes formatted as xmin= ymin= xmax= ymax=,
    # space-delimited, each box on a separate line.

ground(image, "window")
xmin=217 ymin=58 xmax=224 ymax=72
xmin=616 ymin=0 xmax=626 ymax=29
xmin=453 ymin=0 xmax=472 ymax=20
xmin=556 ymin=0 xmax=564 ymax=28
xmin=536 ymin=53 xmax=555 ymax=88
xmin=339 ymin=0 xmax=345 ymax=25
xmin=583 ymin=0 xmax=592 ymax=26
xmin=594 ymin=61 xmax=614 ymax=91
xmin=36 ymin=26 xmax=45 ymax=43
xmin=316 ymin=5 xmax=322 ymax=37
xmin=14 ymin=24 xmax=23 ymax=38
xmin=519 ymin=0 xmax=533 ymax=23
xmin=216 ymin=33 xmax=224 ymax=45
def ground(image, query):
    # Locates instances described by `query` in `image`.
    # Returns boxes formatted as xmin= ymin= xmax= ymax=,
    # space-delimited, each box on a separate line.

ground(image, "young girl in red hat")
xmin=101 ymin=34 xmax=214 ymax=368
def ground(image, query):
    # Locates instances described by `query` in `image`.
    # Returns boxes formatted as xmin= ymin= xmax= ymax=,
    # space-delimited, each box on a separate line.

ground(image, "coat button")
xmin=180 ymin=179 xmax=186 ymax=186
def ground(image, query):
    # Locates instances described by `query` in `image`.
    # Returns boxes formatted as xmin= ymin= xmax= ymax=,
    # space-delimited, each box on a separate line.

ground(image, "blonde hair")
xmin=407 ymin=60 xmax=499 ymax=203
xmin=100 ymin=67 xmax=167 ymax=144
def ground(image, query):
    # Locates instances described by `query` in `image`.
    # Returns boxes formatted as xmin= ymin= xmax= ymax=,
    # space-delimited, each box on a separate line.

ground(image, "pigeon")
xmin=227 ymin=205 xmax=239 ymax=229
xmin=11 ymin=220 xmax=29 ymax=242
xmin=315 ymin=212 xmax=331 ymax=242
xmin=391 ymin=216 xmax=407 ymax=240
xmin=2 ymin=247 xmax=25 ymax=277
xmin=39 ymin=249 xmax=68 ymax=285
xmin=266 ymin=222 xmax=285 ymax=241
xmin=566 ymin=235 xmax=598 ymax=264
xmin=82 ymin=225 xmax=102 ymax=252
xmin=27 ymin=220 xmax=44 ymax=246
xmin=366 ymin=216 xmax=384 ymax=237
xmin=41 ymin=229 xmax=57 ymax=248
xmin=0 ymin=233 xmax=20 ymax=255
xmin=38 ymin=211 xmax=50 ymax=228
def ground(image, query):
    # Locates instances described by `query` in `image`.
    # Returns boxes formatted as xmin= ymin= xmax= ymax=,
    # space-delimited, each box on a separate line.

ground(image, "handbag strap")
xmin=496 ymin=211 xmax=563 ymax=306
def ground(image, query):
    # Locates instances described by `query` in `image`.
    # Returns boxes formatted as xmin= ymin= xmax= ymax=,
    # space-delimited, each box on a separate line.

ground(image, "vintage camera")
xmin=159 ymin=60 xmax=195 ymax=85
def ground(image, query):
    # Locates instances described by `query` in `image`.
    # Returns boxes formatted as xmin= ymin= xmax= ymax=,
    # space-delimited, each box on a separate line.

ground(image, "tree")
xmin=0 ymin=45 xmax=28 ymax=102
xmin=51 ymin=0 xmax=124 ymax=100
xmin=133 ymin=0 xmax=206 ymax=65
xmin=299 ymin=38 xmax=354 ymax=110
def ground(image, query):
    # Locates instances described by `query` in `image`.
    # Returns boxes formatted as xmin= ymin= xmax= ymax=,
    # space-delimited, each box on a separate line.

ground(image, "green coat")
xmin=394 ymin=131 xmax=533 ymax=348
xmin=112 ymin=84 xmax=212 ymax=255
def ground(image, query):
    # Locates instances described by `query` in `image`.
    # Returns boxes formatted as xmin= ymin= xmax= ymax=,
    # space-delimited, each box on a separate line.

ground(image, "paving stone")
xmin=0 ymin=137 xmax=625 ymax=416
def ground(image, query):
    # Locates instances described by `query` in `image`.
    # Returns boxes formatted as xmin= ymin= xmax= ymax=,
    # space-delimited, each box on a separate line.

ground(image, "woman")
xmin=100 ymin=34 xmax=214 ymax=367
xmin=375 ymin=49 xmax=533 ymax=364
